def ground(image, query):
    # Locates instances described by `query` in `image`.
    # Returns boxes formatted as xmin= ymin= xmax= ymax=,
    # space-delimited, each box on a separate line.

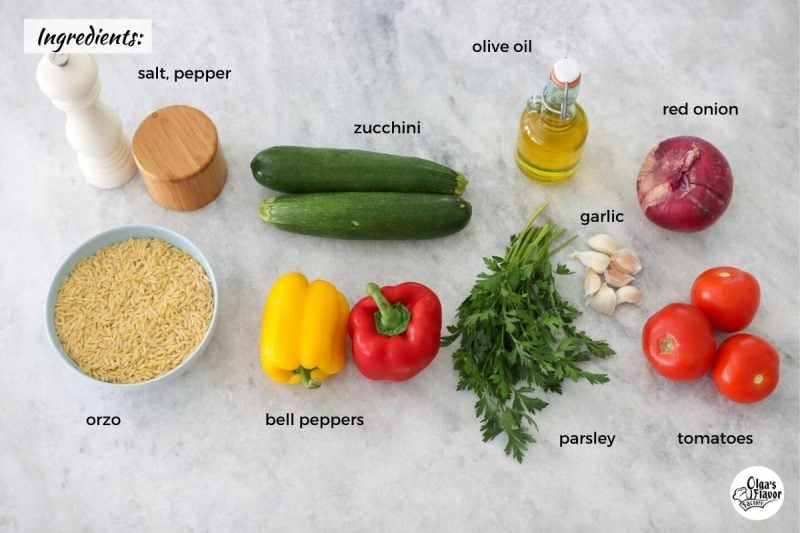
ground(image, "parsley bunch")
xmin=442 ymin=202 xmax=615 ymax=462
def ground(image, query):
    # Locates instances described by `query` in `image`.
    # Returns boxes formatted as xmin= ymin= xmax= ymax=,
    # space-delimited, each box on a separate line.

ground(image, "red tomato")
xmin=691 ymin=266 xmax=760 ymax=332
xmin=711 ymin=334 xmax=779 ymax=403
xmin=642 ymin=303 xmax=716 ymax=380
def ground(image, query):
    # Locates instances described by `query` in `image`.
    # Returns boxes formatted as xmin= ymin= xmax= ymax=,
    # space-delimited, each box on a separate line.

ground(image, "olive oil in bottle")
xmin=515 ymin=58 xmax=588 ymax=182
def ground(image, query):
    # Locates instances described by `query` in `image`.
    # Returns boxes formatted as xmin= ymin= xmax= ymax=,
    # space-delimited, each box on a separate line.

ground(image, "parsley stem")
xmin=509 ymin=202 xmax=549 ymax=262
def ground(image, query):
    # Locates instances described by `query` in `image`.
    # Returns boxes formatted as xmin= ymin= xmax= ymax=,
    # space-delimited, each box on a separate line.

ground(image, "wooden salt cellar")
xmin=132 ymin=105 xmax=227 ymax=211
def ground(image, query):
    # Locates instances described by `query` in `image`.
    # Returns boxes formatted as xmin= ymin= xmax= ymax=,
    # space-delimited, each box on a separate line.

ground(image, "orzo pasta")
xmin=54 ymin=238 xmax=213 ymax=383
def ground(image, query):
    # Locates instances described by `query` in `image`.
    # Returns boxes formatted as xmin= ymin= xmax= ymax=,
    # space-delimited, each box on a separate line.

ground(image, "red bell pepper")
xmin=348 ymin=282 xmax=442 ymax=381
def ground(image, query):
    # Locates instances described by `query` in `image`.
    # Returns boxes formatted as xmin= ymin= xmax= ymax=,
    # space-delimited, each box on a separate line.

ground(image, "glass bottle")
xmin=515 ymin=58 xmax=588 ymax=182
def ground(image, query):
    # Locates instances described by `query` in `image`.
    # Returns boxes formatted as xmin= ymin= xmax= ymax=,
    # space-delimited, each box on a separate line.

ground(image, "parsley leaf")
xmin=443 ymin=202 xmax=615 ymax=462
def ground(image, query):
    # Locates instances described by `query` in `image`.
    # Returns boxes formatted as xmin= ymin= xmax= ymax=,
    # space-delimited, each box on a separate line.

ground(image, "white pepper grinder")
xmin=36 ymin=53 xmax=136 ymax=188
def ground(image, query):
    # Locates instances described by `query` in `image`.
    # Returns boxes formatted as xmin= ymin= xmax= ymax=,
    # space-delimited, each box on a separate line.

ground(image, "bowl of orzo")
xmin=45 ymin=225 xmax=218 ymax=389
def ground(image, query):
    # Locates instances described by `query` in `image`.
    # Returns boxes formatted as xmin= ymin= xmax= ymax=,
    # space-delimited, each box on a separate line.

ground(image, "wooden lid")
xmin=132 ymin=105 xmax=218 ymax=182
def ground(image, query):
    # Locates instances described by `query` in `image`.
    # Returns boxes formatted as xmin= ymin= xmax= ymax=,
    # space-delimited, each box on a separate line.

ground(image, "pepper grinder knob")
xmin=36 ymin=53 xmax=136 ymax=188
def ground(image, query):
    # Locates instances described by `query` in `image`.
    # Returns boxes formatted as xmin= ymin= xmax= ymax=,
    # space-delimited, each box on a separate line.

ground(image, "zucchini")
xmin=251 ymin=146 xmax=468 ymax=195
xmin=259 ymin=193 xmax=472 ymax=240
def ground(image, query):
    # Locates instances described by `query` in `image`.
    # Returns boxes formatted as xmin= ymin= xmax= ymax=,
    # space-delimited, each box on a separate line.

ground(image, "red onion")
xmin=636 ymin=136 xmax=733 ymax=232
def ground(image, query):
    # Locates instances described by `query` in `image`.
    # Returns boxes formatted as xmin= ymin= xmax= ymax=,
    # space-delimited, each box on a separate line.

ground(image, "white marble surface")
xmin=1 ymin=1 xmax=798 ymax=531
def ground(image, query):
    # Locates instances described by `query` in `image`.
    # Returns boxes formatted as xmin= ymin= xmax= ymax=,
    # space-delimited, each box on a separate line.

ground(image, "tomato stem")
xmin=659 ymin=334 xmax=677 ymax=354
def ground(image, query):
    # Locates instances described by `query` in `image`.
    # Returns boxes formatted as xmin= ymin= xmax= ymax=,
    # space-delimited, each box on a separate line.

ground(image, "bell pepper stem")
xmin=296 ymin=367 xmax=321 ymax=389
xmin=365 ymin=282 xmax=411 ymax=336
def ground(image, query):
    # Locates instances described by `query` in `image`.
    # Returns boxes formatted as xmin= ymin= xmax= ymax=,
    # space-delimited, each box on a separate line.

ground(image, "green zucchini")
xmin=251 ymin=146 xmax=468 ymax=195
xmin=259 ymin=193 xmax=472 ymax=240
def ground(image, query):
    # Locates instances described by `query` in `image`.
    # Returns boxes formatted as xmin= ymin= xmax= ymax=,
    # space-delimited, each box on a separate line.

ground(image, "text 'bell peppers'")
xmin=348 ymin=282 xmax=442 ymax=381
xmin=260 ymin=272 xmax=349 ymax=389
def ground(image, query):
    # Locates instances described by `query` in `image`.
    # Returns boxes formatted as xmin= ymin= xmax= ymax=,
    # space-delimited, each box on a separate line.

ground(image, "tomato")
xmin=642 ymin=303 xmax=716 ymax=380
xmin=711 ymin=334 xmax=779 ymax=403
xmin=691 ymin=266 xmax=760 ymax=332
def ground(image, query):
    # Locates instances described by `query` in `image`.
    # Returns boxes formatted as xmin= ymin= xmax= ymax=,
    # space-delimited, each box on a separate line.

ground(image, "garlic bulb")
xmin=570 ymin=233 xmax=644 ymax=316
xmin=615 ymin=285 xmax=644 ymax=306
xmin=584 ymin=268 xmax=602 ymax=296
xmin=569 ymin=251 xmax=610 ymax=274
xmin=611 ymin=249 xmax=642 ymax=275
xmin=605 ymin=268 xmax=635 ymax=288
xmin=586 ymin=234 xmax=622 ymax=255
xmin=589 ymin=284 xmax=617 ymax=315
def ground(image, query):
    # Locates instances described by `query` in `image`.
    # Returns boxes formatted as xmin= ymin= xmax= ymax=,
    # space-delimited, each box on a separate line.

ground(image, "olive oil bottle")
xmin=515 ymin=58 xmax=588 ymax=182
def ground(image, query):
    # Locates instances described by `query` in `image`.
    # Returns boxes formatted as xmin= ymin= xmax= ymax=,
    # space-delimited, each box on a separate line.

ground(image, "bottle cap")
xmin=551 ymin=58 xmax=581 ymax=88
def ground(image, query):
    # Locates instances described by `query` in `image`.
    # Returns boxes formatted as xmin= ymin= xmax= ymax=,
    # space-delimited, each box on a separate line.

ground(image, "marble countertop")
xmin=2 ymin=1 xmax=798 ymax=531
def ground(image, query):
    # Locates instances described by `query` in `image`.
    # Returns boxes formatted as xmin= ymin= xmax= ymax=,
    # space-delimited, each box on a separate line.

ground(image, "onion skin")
xmin=636 ymin=136 xmax=733 ymax=232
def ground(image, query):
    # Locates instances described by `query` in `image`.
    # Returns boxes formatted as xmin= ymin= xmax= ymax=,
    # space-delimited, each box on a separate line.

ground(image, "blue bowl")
xmin=45 ymin=225 xmax=218 ymax=390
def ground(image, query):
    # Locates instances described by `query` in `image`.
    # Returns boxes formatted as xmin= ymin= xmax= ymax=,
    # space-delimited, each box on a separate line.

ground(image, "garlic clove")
xmin=589 ymin=284 xmax=617 ymax=315
xmin=584 ymin=268 xmax=602 ymax=296
xmin=611 ymin=249 xmax=642 ymax=275
xmin=605 ymin=268 xmax=635 ymax=288
xmin=569 ymin=251 xmax=610 ymax=274
xmin=586 ymin=234 xmax=622 ymax=255
xmin=615 ymin=285 xmax=644 ymax=306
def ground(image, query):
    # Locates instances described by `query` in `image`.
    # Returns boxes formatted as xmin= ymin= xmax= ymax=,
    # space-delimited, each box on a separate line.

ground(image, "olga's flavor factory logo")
xmin=730 ymin=466 xmax=784 ymax=520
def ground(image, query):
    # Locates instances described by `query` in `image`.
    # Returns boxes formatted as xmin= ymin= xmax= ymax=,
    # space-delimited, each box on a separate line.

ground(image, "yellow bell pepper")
xmin=260 ymin=272 xmax=349 ymax=388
